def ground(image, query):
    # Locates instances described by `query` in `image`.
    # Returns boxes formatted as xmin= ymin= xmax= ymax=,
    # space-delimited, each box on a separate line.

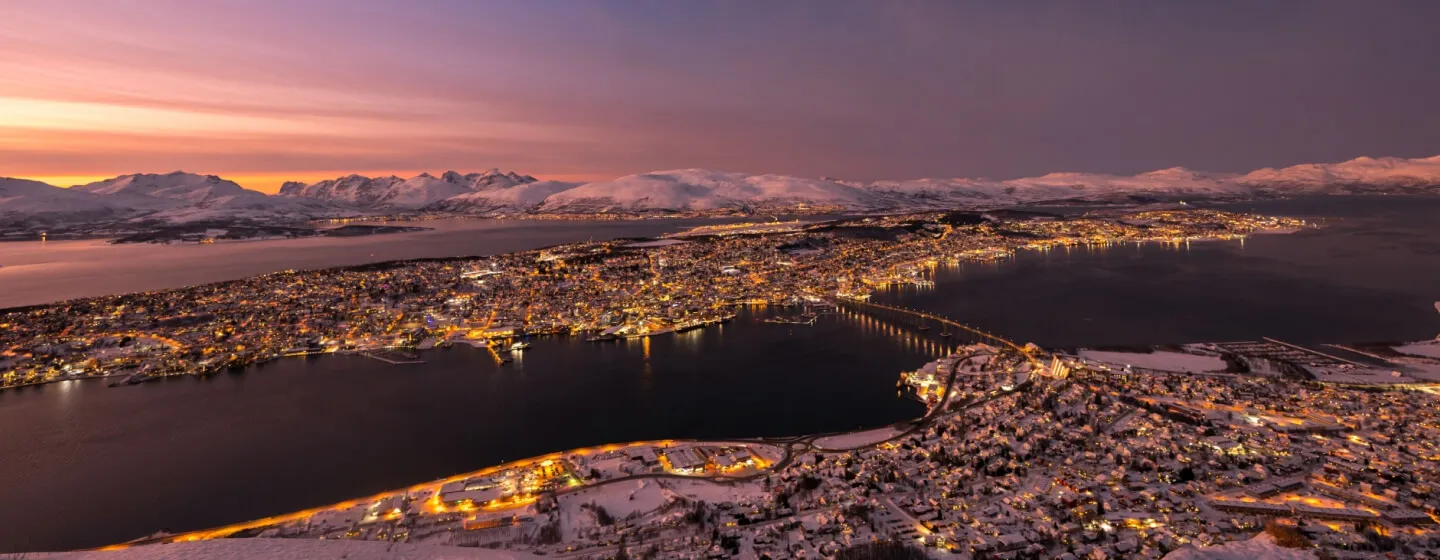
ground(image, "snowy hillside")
xmin=1162 ymin=533 xmax=1316 ymax=560
xmin=1240 ymin=155 xmax=1440 ymax=192
xmin=536 ymin=169 xmax=879 ymax=213
xmin=865 ymin=167 xmax=1247 ymax=208
xmin=5 ymin=153 xmax=1440 ymax=227
xmin=281 ymin=169 xmax=538 ymax=209
xmin=135 ymin=191 xmax=353 ymax=223
xmin=425 ymin=180 xmax=580 ymax=214
xmin=74 ymin=172 xmax=256 ymax=205
xmin=0 ymin=177 xmax=133 ymax=224
xmin=74 ymin=172 xmax=358 ymax=224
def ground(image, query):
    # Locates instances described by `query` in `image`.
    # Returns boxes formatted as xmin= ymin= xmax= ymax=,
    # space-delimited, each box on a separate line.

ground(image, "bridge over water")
xmin=831 ymin=297 xmax=1065 ymax=378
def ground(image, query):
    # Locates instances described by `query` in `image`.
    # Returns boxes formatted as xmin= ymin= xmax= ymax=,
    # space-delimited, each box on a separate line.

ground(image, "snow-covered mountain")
xmin=863 ymin=167 xmax=1247 ymax=208
xmin=0 ymin=177 xmax=133 ymax=225
xmin=425 ymin=180 xmax=580 ymax=214
xmin=536 ymin=169 xmax=880 ymax=213
xmin=279 ymin=169 xmax=537 ymax=209
xmin=72 ymin=172 xmax=356 ymax=224
xmin=74 ymin=172 xmax=256 ymax=204
xmin=4 ymin=153 xmax=1439 ymax=227
xmin=0 ymin=172 xmax=361 ymax=227
xmin=1239 ymin=155 xmax=1440 ymax=193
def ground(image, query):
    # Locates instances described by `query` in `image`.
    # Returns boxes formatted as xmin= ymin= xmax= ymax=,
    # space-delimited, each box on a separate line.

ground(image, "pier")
xmin=360 ymin=351 xmax=426 ymax=365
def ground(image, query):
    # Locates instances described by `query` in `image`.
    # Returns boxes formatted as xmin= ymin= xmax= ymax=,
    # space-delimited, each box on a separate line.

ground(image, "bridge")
xmin=830 ymin=296 xmax=1068 ymax=379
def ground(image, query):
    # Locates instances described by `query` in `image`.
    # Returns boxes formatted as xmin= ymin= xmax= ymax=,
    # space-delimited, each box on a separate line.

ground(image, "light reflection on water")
xmin=0 ymin=306 xmax=931 ymax=553
xmin=875 ymin=196 xmax=1440 ymax=347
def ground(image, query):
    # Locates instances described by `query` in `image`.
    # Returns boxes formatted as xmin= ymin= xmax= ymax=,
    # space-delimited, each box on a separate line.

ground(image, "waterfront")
xmin=0 ymin=217 xmax=731 ymax=309
xmin=874 ymin=196 xmax=1440 ymax=347
xmin=0 ymin=307 xmax=932 ymax=552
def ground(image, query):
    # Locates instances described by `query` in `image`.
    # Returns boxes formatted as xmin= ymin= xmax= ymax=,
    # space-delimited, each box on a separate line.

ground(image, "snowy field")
xmin=1162 ymin=533 xmax=1316 ymax=560
xmin=1395 ymin=340 xmax=1440 ymax=359
xmin=556 ymin=477 xmax=767 ymax=542
xmin=35 ymin=539 xmax=542 ymax=560
xmin=1308 ymin=367 xmax=1414 ymax=384
xmin=812 ymin=425 xmax=905 ymax=450
xmin=1079 ymin=350 xmax=1227 ymax=373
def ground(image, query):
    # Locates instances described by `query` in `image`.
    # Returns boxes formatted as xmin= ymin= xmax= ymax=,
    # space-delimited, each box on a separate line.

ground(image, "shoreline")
xmin=101 ymin=303 xmax=982 ymax=551
xmin=0 ymin=225 xmax=1314 ymax=391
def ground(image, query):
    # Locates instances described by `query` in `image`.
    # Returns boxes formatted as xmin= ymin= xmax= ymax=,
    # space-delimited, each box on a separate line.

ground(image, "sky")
xmin=2 ymin=1 xmax=1438 ymax=193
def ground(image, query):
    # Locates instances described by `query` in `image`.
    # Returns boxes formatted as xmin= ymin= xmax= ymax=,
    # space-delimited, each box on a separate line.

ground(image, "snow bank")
xmin=36 ymin=539 xmax=542 ymax=560
xmin=661 ymin=478 xmax=768 ymax=505
xmin=1079 ymin=350 xmax=1226 ymax=373
xmin=813 ymin=426 xmax=906 ymax=450
xmin=559 ymin=478 xmax=670 ymax=520
xmin=1394 ymin=340 xmax=1440 ymax=359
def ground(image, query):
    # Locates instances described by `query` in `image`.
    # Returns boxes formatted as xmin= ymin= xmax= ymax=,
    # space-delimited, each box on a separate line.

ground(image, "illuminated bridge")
xmin=831 ymin=296 xmax=1067 ymax=378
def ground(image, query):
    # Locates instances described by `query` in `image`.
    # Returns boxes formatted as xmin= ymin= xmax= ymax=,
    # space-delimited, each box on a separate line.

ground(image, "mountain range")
xmin=3 ymin=154 xmax=1439 ymax=227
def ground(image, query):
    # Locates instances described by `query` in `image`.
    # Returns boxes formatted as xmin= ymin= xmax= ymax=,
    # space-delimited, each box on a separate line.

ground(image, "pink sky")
xmin=3 ymin=1 xmax=1437 ymax=193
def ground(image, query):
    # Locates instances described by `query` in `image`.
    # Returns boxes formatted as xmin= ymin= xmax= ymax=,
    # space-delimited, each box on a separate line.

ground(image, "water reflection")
xmin=0 ymin=308 xmax=928 ymax=552
xmin=0 ymin=217 xmax=738 ymax=308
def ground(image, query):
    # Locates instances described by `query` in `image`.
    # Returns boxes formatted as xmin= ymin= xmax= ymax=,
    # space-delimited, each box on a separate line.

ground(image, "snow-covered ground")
xmin=561 ymin=479 xmax=672 ymax=523
xmin=812 ymin=426 xmax=906 ymax=450
xmin=1162 ymin=533 xmax=1316 ymax=560
xmin=659 ymin=478 xmax=768 ymax=505
xmin=34 ymin=539 xmax=541 ymax=560
xmin=559 ymin=478 xmax=766 ymax=520
xmin=1307 ymin=367 xmax=1415 ymax=384
xmin=1395 ymin=340 xmax=1440 ymax=359
xmin=623 ymin=239 xmax=689 ymax=248
xmin=1079 ymin=350 xmax=1227 ymax=373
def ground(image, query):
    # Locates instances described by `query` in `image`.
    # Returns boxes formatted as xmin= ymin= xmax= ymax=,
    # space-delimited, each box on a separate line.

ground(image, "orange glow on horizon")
xmin=16 ymin=172 xmax=612 ymax=194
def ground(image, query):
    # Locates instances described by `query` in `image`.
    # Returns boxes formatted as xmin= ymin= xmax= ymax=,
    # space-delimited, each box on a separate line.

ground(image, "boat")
xmin=510 ymin=341 xmax=531 ymax=351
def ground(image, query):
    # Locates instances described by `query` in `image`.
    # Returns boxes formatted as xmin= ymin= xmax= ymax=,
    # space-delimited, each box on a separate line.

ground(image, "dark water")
xmin=0 ymin=308 xmax=932 ymax=552
xmin=874 ymin=196 xmax=1440 ymax=347
xmin=0 ymin=218 xmax=734 ymax=308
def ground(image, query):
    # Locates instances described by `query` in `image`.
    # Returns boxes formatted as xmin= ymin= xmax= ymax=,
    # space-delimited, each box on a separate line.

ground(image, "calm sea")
xmin=873 ymin=196 xmax=1440 ymax=347
xmin=0 ymin=308 xmax=933 ymax=552
xmin=0 ymin=218 xmax=730 ymax=308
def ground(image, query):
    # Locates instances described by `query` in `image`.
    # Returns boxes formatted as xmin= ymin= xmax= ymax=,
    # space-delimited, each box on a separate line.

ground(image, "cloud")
xmin=2 ymin=0 xmax=1438 ymax=186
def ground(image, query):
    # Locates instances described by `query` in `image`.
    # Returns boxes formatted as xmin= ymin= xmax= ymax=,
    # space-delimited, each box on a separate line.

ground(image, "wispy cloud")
xmin=2 ymin=0 xmax=1437 ymax=191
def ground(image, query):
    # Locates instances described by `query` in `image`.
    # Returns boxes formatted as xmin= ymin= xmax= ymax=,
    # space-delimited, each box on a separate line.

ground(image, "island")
xmin=107 ymin=222 xmax=430 ymax=244
xmin=7 ymin=207 xmax=1440 ymax=558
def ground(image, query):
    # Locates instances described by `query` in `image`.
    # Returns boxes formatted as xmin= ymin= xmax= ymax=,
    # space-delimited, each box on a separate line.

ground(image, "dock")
xmin=361 ymin=351 xmax=426 ymax=365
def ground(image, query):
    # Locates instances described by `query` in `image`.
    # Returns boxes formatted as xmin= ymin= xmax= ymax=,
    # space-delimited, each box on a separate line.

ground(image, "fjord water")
xmin=0 ymin=218 xmax=731 ymax=309
xmin=872 ymin=196 xmax=1440 ymax=347
xmin=0 ymin=309 xmax=933 ymax=552
xmin=2 ymin=196 xmax=1439 ymax=552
